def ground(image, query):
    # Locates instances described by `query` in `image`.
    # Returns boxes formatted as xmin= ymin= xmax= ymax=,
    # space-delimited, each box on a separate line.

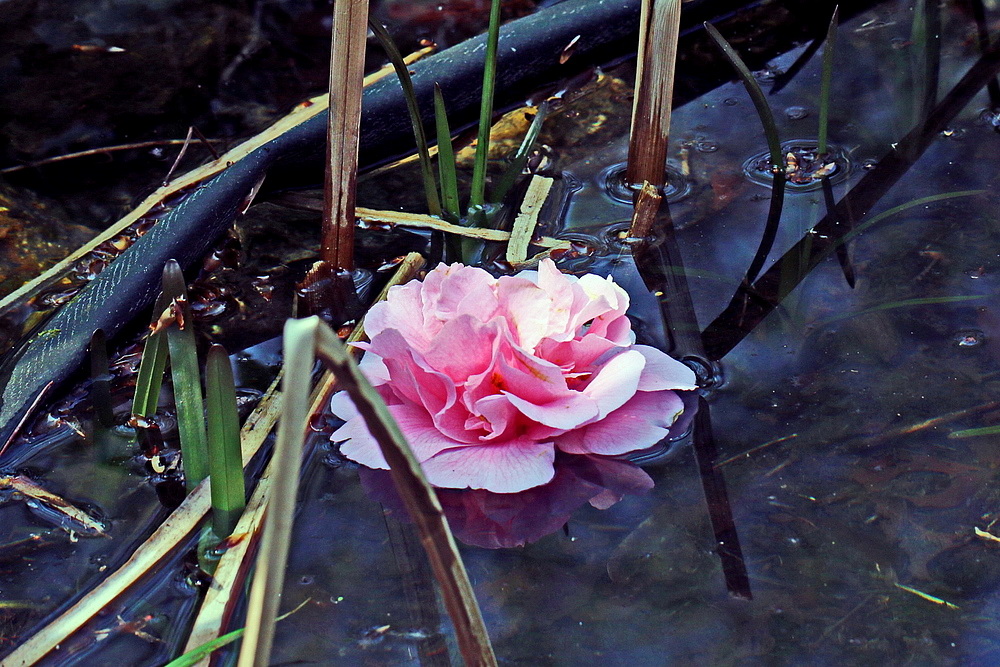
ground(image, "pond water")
xmin=3 ymin=0 xmax=1000 ymax=664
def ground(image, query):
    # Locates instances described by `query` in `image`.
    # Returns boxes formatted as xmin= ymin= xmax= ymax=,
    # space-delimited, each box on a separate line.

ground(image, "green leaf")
xmin=469 ymin=0 xmax=503 ymax=210
xmin=818 ymin=7 xmax=839 ymax=155
xmin=206 ymin=344 xmax=245 ymax=538
xmin=368 ymin=19 xmax=441 ymax=217
xmin=434 ymin=83 xmax=461 ymax=222
xmin=131 ymin=287 xmax=174 ymax=419
xmin=162 ymin=260 xmax=208 ymax=493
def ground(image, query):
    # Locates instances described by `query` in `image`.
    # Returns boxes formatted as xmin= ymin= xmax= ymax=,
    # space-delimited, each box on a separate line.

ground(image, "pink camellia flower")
xmin=330 ymin=259 xmax=697 ymax=494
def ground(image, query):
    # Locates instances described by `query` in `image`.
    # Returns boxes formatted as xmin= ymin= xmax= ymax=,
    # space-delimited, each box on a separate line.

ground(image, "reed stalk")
xmin=320 ymin=0 xmax=370 ymax=271
xmin=627 ymin=0 xmax=683 ymax=191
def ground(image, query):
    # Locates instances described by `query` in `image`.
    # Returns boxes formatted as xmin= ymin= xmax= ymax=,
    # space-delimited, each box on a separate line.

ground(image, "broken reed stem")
xmin=321 ymin=0 xmax=370 ymax=271
xmin=627 ymin=181 xmax=663 ymax=240
xmin=627 ymin=0 xmax=682 ymax=189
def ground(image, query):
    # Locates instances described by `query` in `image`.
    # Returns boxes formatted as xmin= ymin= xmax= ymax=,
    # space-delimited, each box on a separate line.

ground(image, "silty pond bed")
xmin=2 ymin=0 xmax=1000 ymax=664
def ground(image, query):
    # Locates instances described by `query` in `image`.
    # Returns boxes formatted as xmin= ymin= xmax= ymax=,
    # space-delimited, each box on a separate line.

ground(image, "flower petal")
xmin=582 ymin=349 xmax=645 ymax=418
xmin=335 ymin=404 xmax=468 ymax=469
xmin=633 ymin=345 xmax=698 ymax=391
xmin=555 ymin=390 xmax=685 ymax=456
xmin=421 ymin=440 xmax=556 ymax=493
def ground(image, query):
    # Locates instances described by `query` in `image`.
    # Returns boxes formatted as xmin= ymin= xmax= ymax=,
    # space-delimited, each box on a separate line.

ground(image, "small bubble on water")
xmin=723 ymin=97 xmax=740 ymax=106
xmin=784 ymin=106 xmax=809 ymax=120
xmin=953 ymin=329 xmax=985 ymax=347
xmin=862 ymin=158 xmax=878 ymax=170
xmin=695 ymin=138 xmax=719 ymax=153
xmin=977 ymin=108 xmax=1000 ymax=130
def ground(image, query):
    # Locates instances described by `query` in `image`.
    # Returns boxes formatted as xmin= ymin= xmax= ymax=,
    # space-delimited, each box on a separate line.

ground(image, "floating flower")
xmin=330 ymin=259 xmax=697 ymax=494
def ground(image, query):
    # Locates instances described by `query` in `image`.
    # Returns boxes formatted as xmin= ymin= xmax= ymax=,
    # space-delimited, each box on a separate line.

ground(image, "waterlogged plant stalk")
xmin=627 ymin=0 xmax=682 ymax=189
xmin=434 ymin=83 xmax=462 ymax=221
xmin=162 ymin=260 xmax=209 ymax=492
xmin=817 ymin=7 xmax=839 ymax=156
xmin=205 ymin=344 xmax=245 ymax=538
xmin=368 ymin=19 xmax=441 ymax=217
xmin=704 ymin=22 xmax=785 ymax=284
xmin=704 ymin=23 xmax=782 ymax=172
xmin=469 ymin=0 xmax=502 ymax=213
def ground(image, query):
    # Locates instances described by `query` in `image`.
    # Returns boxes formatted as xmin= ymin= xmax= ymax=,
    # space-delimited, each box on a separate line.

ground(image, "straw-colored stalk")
xmin=320 ymin=0 xmax=370 ymax=271
xmin=626 ymin=0 xmax=682 ymax=190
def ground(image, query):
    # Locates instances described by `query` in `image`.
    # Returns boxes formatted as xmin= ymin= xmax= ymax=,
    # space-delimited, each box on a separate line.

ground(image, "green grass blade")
xmin=817 ymin=7 xmax=839 ymax=155
xmin=311 ymin=318 xmax=497 ymax=666
xmin=469 ymin=0 xmax=503 ymax=211
xmin=950 ymin=424 xmax=1000 ymax=439
xmin=368 ymin=19 xmax=441 ymax=217
xmin=166 ymin=601 xmax=308 ymax=667
xmin=434 ymin=83 xmax=462 ymax=222
xmin=238 ymin=319 xmax=317 ymax=667
xmin=810 ymin=190 xmax=984 ymax=270
xmin=206 ymin=344 xmax=245 ymax=538
xmin=704 ymin=22 xmax=782 ymax=170
xmin=162 ymin=260 xmax=209 ymax=493
xmin=132 ymin=288 xmax=174 ymax=419
xmin=490 ymin=101 xmax=549 ymax=204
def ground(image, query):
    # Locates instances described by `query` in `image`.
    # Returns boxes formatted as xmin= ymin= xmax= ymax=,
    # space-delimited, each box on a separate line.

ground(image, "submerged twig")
xmin=0 ymin=139 xmax=225 ymax=175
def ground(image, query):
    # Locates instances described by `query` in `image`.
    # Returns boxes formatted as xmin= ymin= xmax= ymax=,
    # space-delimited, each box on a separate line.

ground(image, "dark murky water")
xmin=3 ymin=0 xmax=1000 ymax=664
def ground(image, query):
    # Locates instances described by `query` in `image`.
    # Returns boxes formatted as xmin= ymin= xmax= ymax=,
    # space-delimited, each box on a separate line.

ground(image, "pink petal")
xmin=420 ymin=440 xmax=556 ymax=492
xmin=336 ymin=404 xmax=468 ymax=469
xmin=329 ymin=391 xmax=360 ymax=421
xmin=582 ymin=349 xmax=645 ymax=418
xmin=504 ymin=390 xmax=599 ymax=430
xmin=496 ymin=276 xmax=554 ymax=349
xmin=370 ymin=329 xmax=456 ymax=415
xmin=633 ymin=345 xmax=698 ymax=391
xmin=555 ymin=390 xmax=685 ymax=456
xmin=422 ymin=315 xmax=496 ymax=380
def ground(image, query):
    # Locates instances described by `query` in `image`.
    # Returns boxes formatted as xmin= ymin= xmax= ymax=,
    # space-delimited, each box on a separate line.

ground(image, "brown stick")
xmin=321 ymin=0 xmax=370 ymax=271
xmin=626 ymin=181 xmax=662 ymax=240
xmin=626 ymin=0 xmax=682 ymax=189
